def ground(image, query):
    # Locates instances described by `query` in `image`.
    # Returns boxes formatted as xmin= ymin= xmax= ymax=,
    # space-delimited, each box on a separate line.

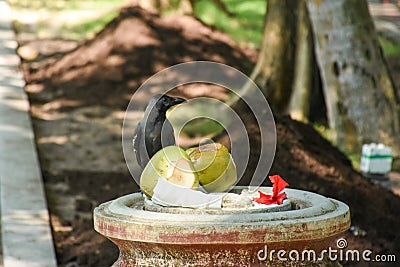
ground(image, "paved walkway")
xmin=0 ymin=2 xmax=398 ymax=267
xmin=0 ymin=0 xmax=57 ymax=266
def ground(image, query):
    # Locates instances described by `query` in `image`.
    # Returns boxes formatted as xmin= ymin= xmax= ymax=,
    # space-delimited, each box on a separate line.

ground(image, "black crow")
xmin=133 ymin=94 xmax=186 ymax=169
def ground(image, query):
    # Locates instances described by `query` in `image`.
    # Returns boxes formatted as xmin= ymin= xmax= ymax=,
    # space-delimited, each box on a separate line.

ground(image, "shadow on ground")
xmin=20 ymin=5 xmax=400 ymax=267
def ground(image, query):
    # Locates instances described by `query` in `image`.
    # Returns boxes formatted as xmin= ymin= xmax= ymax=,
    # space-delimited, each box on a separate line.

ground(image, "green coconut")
xmin=186 ymin=143 xmax=237 ymax=192
xmin=140 ymin=146 xmax=199 ymax=198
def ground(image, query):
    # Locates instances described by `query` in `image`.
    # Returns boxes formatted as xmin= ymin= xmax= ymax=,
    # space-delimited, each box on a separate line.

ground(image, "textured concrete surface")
xmin=94 ymin=189 xmax=350 ymax=266
xmin=0 ymin=0 xmax=57 ymax=266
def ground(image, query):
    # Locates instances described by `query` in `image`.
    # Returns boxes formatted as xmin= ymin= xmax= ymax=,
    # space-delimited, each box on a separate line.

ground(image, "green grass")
xmin=168 ymin=101 xmax=229 ymax=138
xmin=9 ymin=0 xmax=267 ymax=46
xmin=379 ymin=36 xmax=400 ymax=56
xmin=61 ymin=10 xmax=120 ymax=40
xmin=9 ymin=0 xmax=130 ymax=40
xmin=181 ymin=118 xmax=225 ymax=137
xmin=8 ymin=0 xmax=127 ymax=11
xmin=193 ymin=0 xmax=266 ymax=48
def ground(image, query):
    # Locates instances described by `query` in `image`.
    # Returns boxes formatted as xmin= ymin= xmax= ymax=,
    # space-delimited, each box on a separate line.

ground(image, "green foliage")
xmin=8 ymin=0 xmax=126 ymax=11
xmin=168 ymin=102 xmax=227 ymax=138
xmin=8 ymin=0 xmax=129 ymax=40
xmin=379 ymin=36 xmax=400 ymax=56
xmin=62 ymin=10 xmax=119 ymax=40
xmin=193 ymin=0 xmax=266 ymax=48
xmin=9 ymin=0 xmax=267 ymax=45
xmin=181 ymin=118 xmax=225 ymax=137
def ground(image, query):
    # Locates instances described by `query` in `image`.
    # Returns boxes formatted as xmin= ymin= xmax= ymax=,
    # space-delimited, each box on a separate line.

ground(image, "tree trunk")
xmin=286 ymin=0 xmax=313 ymax=122
xmin=307 ymin=0 xmax=400 ymax=155
xmin=249 ymin=0 xmax=324 ymax=122
xmin=250 ymin=0 xmax=299 ymax=113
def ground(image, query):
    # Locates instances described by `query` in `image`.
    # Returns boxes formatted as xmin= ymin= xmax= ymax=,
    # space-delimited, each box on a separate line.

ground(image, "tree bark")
xmin=307 ymin=0 xmax=400 ymax=155
xmin=250 ymin=0 xmax=299 ymax=113
xmin=249 ymin=0 xmax=324 ymax=121
xmin=286 ymin=0 xmax=313 ymax=122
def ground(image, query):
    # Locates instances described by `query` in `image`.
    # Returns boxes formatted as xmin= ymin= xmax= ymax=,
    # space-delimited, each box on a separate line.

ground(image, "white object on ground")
xmin=360 ymin=143 xmax=392 ymax=174
xmin=152 ymin=178 xmax=224 ymax=208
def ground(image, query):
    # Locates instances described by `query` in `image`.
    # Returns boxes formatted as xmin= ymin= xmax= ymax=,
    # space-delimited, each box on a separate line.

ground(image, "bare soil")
xmin=20 ymin=6 xmax=400 ymax=267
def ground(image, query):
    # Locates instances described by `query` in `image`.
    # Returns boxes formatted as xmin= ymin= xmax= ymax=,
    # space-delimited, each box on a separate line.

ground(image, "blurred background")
xmin=6 ymin=0 xmax=400 ymax=266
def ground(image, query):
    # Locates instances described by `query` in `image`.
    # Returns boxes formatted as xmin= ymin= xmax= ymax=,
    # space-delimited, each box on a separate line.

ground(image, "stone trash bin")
xmin=94 ymin=187 xmax=350 ymax=266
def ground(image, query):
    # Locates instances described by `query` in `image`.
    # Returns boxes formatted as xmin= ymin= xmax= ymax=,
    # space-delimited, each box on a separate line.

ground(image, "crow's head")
xmin=151 ymin=94 xmax=186 ymax=113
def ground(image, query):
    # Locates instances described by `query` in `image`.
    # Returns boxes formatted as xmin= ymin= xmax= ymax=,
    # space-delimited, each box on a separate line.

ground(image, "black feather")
xmin=133 ymin=94 xmax=186 ymax=169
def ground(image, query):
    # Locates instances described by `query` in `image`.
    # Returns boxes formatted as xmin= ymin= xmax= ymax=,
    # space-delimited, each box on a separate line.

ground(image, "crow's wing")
xmin=160 ymin=119 xmax=176 ymax=147
xmin=134 ymin=114 xmax=177 ymax=170
xmin=133 ymin=120 xmax=148 ymax=169
xmin=146 ymin=118 xmax=176 ymax=158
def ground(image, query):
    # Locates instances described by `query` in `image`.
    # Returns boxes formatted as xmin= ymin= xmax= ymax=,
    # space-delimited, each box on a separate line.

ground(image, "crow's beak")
xmin=166 ymin=97 xmax=186 ymax=117
xmin=171 ymin=97 xmax=186 ymax=106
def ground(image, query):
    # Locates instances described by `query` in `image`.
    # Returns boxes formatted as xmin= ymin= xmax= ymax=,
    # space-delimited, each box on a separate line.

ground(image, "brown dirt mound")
xmin=271 ymin=116 xmax=400 ymax=263
xmin=24 ymin=6 xmax=255 ymax=109
xmin=22 ymin=5 xmax=400 ymax=267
